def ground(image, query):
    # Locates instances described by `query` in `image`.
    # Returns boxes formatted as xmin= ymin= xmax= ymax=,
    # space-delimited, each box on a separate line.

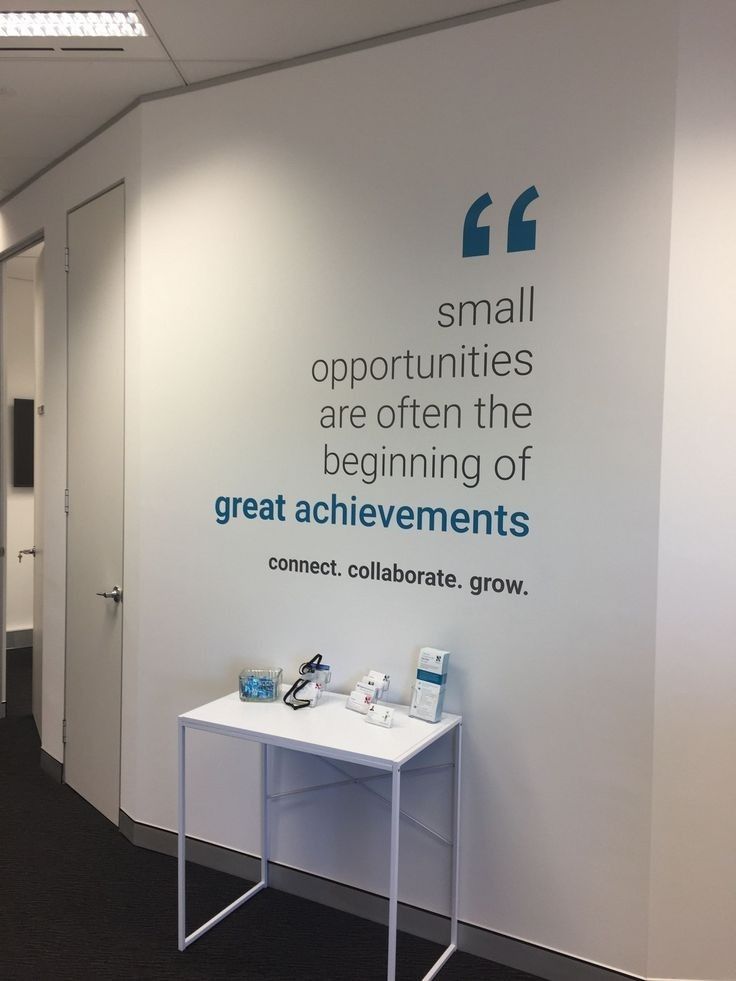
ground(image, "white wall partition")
xmin=0 ymin=2 xmax=734 ymax=978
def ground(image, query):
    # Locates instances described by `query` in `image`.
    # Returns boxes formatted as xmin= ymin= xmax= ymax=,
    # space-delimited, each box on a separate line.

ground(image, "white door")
xmin=65 ymin=184 xmax=125 ymax=825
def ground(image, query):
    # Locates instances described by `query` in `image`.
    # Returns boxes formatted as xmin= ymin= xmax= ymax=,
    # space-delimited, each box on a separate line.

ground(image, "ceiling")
xmin=0 ymin=0 xmax=538 ymax=201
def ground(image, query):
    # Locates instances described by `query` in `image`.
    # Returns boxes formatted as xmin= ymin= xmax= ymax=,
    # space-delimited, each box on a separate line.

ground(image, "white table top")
xmin=179 ymin=691 xmax=461 ymax=769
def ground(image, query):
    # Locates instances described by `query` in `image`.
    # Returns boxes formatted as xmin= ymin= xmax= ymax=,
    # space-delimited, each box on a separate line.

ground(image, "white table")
xmin=178 ymin=690 xmax=462 ymax=981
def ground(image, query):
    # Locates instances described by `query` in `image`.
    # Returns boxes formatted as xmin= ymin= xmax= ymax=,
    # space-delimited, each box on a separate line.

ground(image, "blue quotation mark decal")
xmin=462 ymin=192 xmax=493 ymax=259
xmin=463 ymin=185 xmax=539 ymax=257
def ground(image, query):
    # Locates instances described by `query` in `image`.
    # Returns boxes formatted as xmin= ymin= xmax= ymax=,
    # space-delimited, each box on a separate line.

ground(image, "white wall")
xmin=0 ymin=2 xmax=733 ymax=979
xmin=3 ymin=263 xmax=35 ymax=631
xmin=132 ymin=1 xmax=675 ymax=974
xmin=648 ymin=3 xmax=736 ymax=979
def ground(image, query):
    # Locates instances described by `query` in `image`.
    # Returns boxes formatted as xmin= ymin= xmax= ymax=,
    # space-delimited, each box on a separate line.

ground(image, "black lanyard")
xmin=283 ymin=653 xmax=323 ymax=710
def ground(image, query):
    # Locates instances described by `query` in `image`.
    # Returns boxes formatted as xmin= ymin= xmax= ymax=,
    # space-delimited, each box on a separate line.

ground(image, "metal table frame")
xmin=177 ymin=692 xmax=462 ymax=981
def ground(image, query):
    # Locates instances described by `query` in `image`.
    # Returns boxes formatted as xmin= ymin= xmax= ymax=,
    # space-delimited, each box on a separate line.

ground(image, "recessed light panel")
xmin=0 ymin=11 xmax=147 ymax=38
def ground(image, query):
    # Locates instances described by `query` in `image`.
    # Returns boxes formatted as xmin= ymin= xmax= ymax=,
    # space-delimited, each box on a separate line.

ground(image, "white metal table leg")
xmin=177 ymin=727 xmax=268 ymax=950
xmin=261 ymin=742 xmax=269 ymax=886
xmin=388 ymin=764 xmax=401 ymax=981
xmin=418 ymin=724 xmax=462 ymax=981
xmin=177 ymin=721 xmax=186 ymax=951
xmin=451 ymin=722 xmax=462 ymax=948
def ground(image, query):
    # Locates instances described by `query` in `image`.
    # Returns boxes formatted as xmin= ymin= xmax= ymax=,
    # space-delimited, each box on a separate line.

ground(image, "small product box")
xmin=409 ymin=647 xmax=450 ymax=723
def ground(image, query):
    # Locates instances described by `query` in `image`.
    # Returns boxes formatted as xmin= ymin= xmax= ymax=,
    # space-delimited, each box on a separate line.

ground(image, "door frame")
xmin=0 ymin=231 xmax=45 ymax=721
xmin=63 ymin=180 xmax=126 ymax=822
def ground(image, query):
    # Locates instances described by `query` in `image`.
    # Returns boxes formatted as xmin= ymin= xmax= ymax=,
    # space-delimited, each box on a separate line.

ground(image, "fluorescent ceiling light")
xmin=0 ymin=11 xmax=147 ymax=38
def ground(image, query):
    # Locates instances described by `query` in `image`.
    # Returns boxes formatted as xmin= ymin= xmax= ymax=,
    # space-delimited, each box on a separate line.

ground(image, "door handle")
xmin=18 ymin=547 xmax=37 ymax=563
xmin=96 ymin=585 xmax=122 ymax=604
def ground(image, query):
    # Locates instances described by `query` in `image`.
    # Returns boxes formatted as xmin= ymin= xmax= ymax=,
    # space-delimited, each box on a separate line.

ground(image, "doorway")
xmin=1 ymin=241 xmax=44 ymax=726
